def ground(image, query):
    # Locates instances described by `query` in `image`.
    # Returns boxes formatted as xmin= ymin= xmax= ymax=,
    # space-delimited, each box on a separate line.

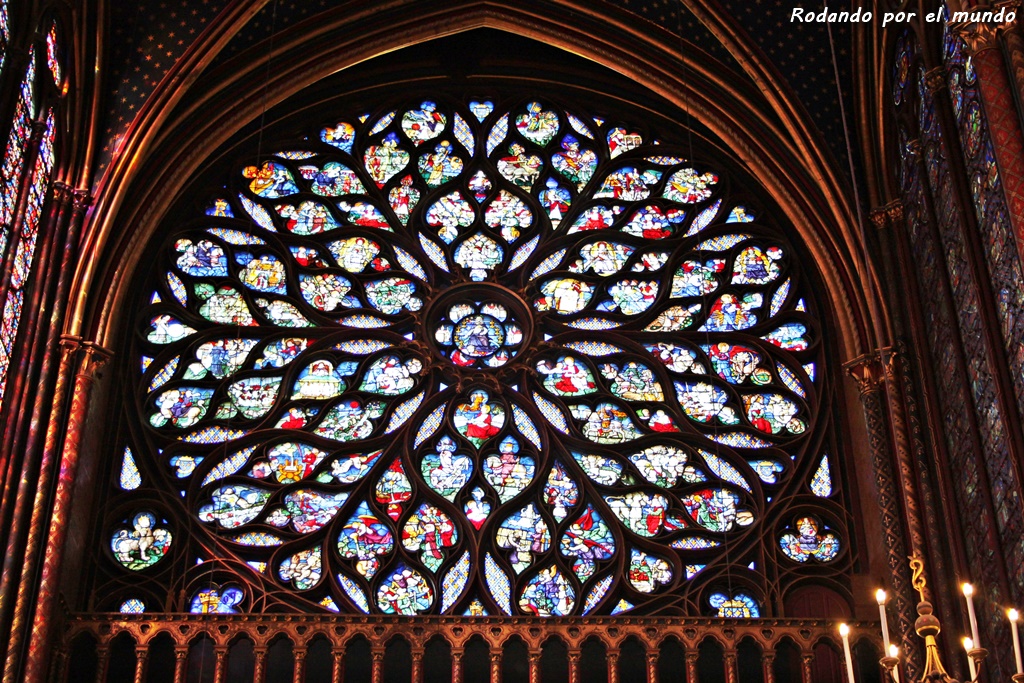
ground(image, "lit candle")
xmin=840 ymin=623 xmax=856 ymax=683
xmin=1010 ymin=608 xmax=1023 ymax=674
xmin=876 ymin=589 xmax=891 ymax=653
xmin=888 ymin=644 xmax=900 ymax=683
xmin=963 ymin=637 xmax=977 ymax=681
xmin=963 ymin=583 xmax=981 ymax=648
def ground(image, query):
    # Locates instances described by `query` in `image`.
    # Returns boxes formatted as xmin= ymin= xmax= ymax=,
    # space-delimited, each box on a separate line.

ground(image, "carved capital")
xmin=878 ymin=346 xmax=900 ymax=383
xmin=77 ymin=341 xmax=113 ymax=378
xmin=71 ymin=188 xmax=92 ymax=212
xmin=886 ymin=200 xmax=905 ymax=225
xmin=51 ymin=182 xmax=73 ymax=203
xmin=950 ymin=2 xmax=1019 ymax=53
xmin=869 ymin=201 xmax=907 ymax=230
xmin=958 ymin=21 xmax=1002 ymax=52
xmin=923 ymin=67 xmax=947 ymax=93
xmin=869 ymin=207 xmax=889 ymax=230
xmin=844 ymin=353 xmax=885 ymax=394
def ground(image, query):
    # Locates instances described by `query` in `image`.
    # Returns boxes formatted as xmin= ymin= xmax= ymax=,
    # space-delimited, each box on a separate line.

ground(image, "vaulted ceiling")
xmin=98 ymin=1 xmax=855 ymax=183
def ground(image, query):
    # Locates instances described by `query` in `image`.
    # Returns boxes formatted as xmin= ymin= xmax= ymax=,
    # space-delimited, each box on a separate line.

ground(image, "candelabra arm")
xmin=880 ymin=655 xmax=899 ymax=681
xmin=965 ymin=647 xmax=987 ymax=682
xmin=909 ymin=556 xmax=960 ymax=682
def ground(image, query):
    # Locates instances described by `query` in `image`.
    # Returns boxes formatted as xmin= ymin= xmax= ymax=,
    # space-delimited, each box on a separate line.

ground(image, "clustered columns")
xmin=845 ymin=352 xmax=925 ymax=679
xmin=866 ymin=201 xmax=975 ymax=681
xmin=59 ymin=615 xmax=871 ymax=683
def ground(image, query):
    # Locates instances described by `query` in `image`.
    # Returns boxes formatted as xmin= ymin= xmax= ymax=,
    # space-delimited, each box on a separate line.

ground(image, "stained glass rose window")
xmin=120 ymin=97 xmax=839 ymax=617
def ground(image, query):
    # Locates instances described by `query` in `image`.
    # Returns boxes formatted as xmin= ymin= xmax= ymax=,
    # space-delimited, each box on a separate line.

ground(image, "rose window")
xmin=116 ymin=97 xmax=843 ymax=618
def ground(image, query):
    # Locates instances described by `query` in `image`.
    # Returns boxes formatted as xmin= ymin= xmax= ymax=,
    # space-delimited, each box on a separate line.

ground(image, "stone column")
xmin=17 ymin=342 xmax=111 ymax=683
xmin=173 ymin=647 xmax=188 ymax=683
xmin=567 ymin=650 xmax=580 ymax=683
xmin=411 ymin=647 xmax=424 ymax=683
xmin=763 ymin=649 xmax=776 ymax=683
xmin=210 ymin=646 xmax=227 ymax=683
xmin=451 ymin=647 xmax=464 ymax=683
xmin=134 ymin=645 xmax=149 ymax=683
xmin=292 ymin=646 xmax=306 ymax=683
xmin=685 ymin=649 xmax=699 ymax=683
xmin=846 ymin=354 xmax=922 ymax=679
xmin=528 ymin=649 xmax=541 ymax=683
xmin=371 ymin=646 xmax=384 ymax=683
xmin=723 ymin=649 xmax=738 ymax=683
xmin=489 ymin=650 xmax=502 ymax=683
xmin=253 ymin=646 xmax=267 ymax=683
xmin=645 ymin=650 xmax=658 ymax=683
xmin=94 ymin=644 xmax=110 ymax=683
xmin=606 ymin=648 xmax=619 ymax=683
xmin=331 ymin=647 xmax=344 ymax=683
xmin=800 ymin=652 xmax=814 ymax=683
xmin=0 ymin=187 xmax=86 ymax=680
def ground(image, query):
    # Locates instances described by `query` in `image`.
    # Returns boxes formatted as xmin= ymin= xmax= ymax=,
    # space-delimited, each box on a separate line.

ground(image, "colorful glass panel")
xmin=119 ymin=96 xmax=830 ymax=617
xmin=0 ymin=107 xmax=55 ymax=410
xmin=45 ymin=23 xmax=61 ymax=86
xmin=0 ymin=50 xmax=34 ymax=248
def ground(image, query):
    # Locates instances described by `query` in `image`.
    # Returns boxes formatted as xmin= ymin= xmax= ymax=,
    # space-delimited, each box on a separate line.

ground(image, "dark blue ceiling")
xmin=97 ymin=1 xmax=854 ymax=180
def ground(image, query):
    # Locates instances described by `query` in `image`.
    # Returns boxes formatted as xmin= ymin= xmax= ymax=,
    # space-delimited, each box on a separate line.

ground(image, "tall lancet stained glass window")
xmin=0 ymin=39 xmax=29 ymax=413
xmin=0 ymin=22 xmax=63 ymax=411
xmin=0 ymin=1 xmax=8 ymax=74
xmin=117 ymin=97 xmax=846 ymax=617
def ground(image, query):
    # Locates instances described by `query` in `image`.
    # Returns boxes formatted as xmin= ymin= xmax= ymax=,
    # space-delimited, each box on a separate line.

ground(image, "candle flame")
xmin=876 ymin=589 xmax=887 ymax=604
xmin=1010 ymin=608 xmax=1020 ymax=622
xmin=889 ymin=644 xmax=899 ymax=658
xmin=963 ymin=637 xmax=974 ymax=651
xmin=962 ymin=583 xmax=974 ymax=597
xmin=839 ymin=623 xmax=850 ymax=637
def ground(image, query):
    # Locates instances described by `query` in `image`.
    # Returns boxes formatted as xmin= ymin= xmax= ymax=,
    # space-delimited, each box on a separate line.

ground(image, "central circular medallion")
xmin=427 ymin=284 xmax=533 ymax=370
xmin=453 ymin=313 xmax=505 ymax=357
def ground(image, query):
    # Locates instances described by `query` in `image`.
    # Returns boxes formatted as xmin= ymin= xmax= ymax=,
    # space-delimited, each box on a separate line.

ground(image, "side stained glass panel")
xmin=892 ymin=27 xmax=1016 ymax=678
xmin=945 ymin=29 xmax=1024 ymax=568
xmin=0 ymin=1 xmax=8 ymax=73
xmin=45 ymin=23 xmax=61 ymax=87
xmin=0 ymin=50 xmax=35 ymax=256
xmin=0 ymin=110 xmax=55 ymax=411
xmin=112 ymin=95 xmax=840 ymax=617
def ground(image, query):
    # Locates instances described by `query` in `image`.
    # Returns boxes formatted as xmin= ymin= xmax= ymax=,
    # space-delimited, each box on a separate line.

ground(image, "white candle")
xmin=840 ymin=623 xmax=856 ymax=683
xmin=1010 ymin=608 xmax=1023 ymax=674
xmin=888 ymin=644 xmax=900 ymax=683
xmin=876 ymin=589 xmax=891 ymax=653
xmin=963 ymin=583 xmax=981 ymax=648
xmin=964 ymin=637 xmax=977 ymax=681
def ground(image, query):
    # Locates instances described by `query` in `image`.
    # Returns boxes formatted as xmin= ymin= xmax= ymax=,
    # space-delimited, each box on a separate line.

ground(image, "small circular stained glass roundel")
xmin=454 ymin=313 xmax=504 ymax=358
xmin=434 ymin=300 xmax=525 ymax=368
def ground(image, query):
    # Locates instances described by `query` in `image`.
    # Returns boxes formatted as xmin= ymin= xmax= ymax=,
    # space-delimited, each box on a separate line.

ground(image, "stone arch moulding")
xmin=74 ymin=0 xmax=880 ymax=359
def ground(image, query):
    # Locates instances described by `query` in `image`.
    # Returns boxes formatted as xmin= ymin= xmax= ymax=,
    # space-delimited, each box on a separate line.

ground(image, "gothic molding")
xmin=79 ymin=0 xmax=874 ymax=362
xmin=844 ymin=347 xmax=925 ymax=677
xmin=950 ymin=1 xmax=1021 ymax=54
xmin=844 ymin=353 xmax=885 ymax=395
xmin=870 ymin=200 xmax=906 ymax=230
xmin=923 ymin=67 xmax=948 ymax=93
